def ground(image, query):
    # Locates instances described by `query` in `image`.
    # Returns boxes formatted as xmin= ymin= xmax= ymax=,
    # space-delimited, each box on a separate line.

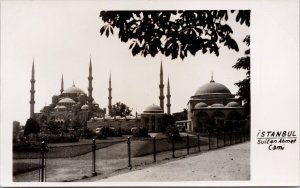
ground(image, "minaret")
xmin=166 ymin=77 xmax=171 ymax=114
xmin=88 ymin=57 xmax=93 ymax=114
xmin=159 ymin=61 xmax=165 ymax=111
xmin=108 ymin=72 xmax=112 ymax=115
xmin=60 ymin=74 xmax=64 ymax=94
xmin=210 ymin=72 xmax=215 ymax=83
xmin=30 ymin=59 xmax=35 ymax=118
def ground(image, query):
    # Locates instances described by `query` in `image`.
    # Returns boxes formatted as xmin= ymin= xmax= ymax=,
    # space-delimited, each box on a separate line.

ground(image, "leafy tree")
xmin=100 ymin=10 xmax=250 ymax=59
xmin=111 ymin=102 xmax=132 ymax=117
xmin=24 ymin=118 xmax=40 ymax=136
xmin=233 ymin=35 xmax=250 ymax=115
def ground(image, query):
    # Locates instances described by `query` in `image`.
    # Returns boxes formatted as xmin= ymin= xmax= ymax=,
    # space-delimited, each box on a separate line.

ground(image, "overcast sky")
xmin=1 ymin=1 xmax=249 ymax=126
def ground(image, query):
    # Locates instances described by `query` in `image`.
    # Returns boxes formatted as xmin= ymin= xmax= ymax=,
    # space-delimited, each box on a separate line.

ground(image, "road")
xmin=98 ymin=141 xmax=250 ymax=181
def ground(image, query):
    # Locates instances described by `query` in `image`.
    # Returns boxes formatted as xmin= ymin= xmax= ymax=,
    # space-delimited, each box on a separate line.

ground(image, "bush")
xmin=37 ymin=133 xmax=79 ymax=143
xmin=13 ymin=141 xmax=40 ymax=152
xmin=138 ymin=127 xmax=149 ymax=137
xmin=24 ymin=118 xmax=40 ymax=136
xmin=165 ymin=125 xmax=181 ymax=142
xmin=81 ymin=127 xmax=95 ymax=139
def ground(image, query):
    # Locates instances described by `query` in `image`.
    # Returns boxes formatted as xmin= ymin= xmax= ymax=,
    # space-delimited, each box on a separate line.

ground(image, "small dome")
xmin=54 ymin=105 xmax=66 ymax=109
xmin=63 ymin=85 xmax=85 ymax=94
xmin=227 ymin=101 xmax=240 ymax=107
xmin=194 ymin=102 xmax=208 ymax=109
xmin=92 ymin=100 xmax=98 ymax=105
xmin=58 ymin=98 xmax=76 ymax=104
xmin=81 ymin=104 xmax=89 ymax=110
xmin=194 ymin=80 xmax=231 ymax=96
xmin=144 ymin=104 xmax=163 ymax=113
xmin=211 ymin=103 xmax=225 ymax=107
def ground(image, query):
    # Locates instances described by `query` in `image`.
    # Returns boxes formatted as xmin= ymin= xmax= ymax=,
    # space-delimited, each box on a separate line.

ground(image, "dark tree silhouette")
xmin=233 ymin=35 xmax=250 ymax=115
xmin=24 ymin=118 xmax=40 ymax=136
xmin=100 ymin=10 xmax=250 ymax=59
xmin=111 ymin=102 xmax=132 ymax=117
xmin=47 ymin=121 xmax=61 ymax=135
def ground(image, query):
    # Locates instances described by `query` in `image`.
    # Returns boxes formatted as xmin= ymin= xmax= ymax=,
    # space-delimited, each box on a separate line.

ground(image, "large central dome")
xmin=63 ymin=85 xmax=85 ymax=94
xmin=194 ymin=80 xmax=231 ymax=96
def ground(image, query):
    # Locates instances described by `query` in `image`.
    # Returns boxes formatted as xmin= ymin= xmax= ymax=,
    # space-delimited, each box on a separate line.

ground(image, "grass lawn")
xmin=13 ymin=161 xmax=41 ymax=176
xmin=13 ymin=134 xmax=213 ymax=182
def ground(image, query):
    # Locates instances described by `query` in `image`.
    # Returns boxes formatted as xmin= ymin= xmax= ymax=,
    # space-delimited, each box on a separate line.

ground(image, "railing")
xmin=16 ymin=131 xmax=250 ymax=182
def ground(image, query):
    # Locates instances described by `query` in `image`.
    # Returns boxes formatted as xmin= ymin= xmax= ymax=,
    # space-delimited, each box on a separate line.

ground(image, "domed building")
xmin=141 ymin=104 xmax=165 ymax=132
xmin=87 ymin=61 xmax=171 ymax=133
xmin=187 ymin=75 xmax=245 ymax=133
xmin=31 ymin=58 xmax=106 ymax=127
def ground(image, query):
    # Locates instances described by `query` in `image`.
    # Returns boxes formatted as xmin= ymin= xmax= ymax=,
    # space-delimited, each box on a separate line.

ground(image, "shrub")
xmin=138 ymin=127 xmax=149 ymax=137
xmin=37 ymin=133 xmax=79 ymax=143
xmin=24 ymin=118 xmax=40 ymax=136
xmin=165 ymin=125 xmax=181 ymax=142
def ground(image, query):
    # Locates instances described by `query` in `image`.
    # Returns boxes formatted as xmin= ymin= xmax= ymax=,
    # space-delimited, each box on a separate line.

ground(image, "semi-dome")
xmin=58 ymin=98 xmax=76 ymax=104
xmin=194 ymin=80 xmax=231 ymax=96
xmin=63 ymin=85 xmax=85 ymax=94
xmin=227 ymin=101 xmax=240 ymax=107
xmin=194 ymin=102 xmax=208 ymax=109
xmin=54 ymin=105 xmax=66 ymax=109
xmin=81 ymin=104 xmax=89 ymax=110
xmin=144 ymin=104 xmax=163 ymax=113
xmin=211 ymin=103 xmax=225 ymax=107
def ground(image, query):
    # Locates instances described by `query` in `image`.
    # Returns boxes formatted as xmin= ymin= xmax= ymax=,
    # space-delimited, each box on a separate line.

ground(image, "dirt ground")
xmin=97 ymin=141 xmax=250 ymax=181
xmin=13 ymin=134 xmax=248 ymax=182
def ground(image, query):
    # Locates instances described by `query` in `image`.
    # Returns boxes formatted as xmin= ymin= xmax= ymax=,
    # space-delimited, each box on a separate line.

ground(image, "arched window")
xmin=212 ymin=111 xmax=225 ymax=127
xmin=196 ymin=111 xmax=210 ymax=132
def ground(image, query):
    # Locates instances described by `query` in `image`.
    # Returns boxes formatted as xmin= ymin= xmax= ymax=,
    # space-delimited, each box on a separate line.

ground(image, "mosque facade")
xmin=186 ymin=75 xmax=245 ymax=133
xmin=30 ymin=58 xmax=105 ymax=127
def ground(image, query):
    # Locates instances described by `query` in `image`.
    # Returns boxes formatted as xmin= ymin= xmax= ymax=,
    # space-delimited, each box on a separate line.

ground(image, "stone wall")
xmin=87 ymin=118 xmax=142 ymax=132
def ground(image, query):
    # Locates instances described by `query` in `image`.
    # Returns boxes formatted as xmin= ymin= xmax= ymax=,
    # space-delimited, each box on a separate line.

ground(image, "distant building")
xmin=88 ymin=61 xmax=172 ymax=133
xmin=88 ymin=115 xmax=142 ymax=133
xmin=187 ymin=74 xmax=245 ymax=133
xmin=29 ymin=58 xmax=105 ymax=127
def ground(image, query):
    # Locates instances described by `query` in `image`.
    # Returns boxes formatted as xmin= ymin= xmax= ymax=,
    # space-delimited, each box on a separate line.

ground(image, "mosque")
xmin=29 ymin=58 xmax=105 ymax=127
xmin=184 ymin=74 xmax=245 ymax=133
xmin=28 ymin=57 xmax=246 ymax=134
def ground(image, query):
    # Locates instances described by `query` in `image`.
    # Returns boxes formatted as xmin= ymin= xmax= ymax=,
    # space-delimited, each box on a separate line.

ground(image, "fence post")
xmin=186 ymin=135 xmax=189 ymax=154
xmin=40 ymin=141 xmax=46 ymax=182
xmin=208 ymin=133 xmax=211 ymax=150
xmin=92 ymin=139 xmax=97 ymax=176
xmin=153 ymin=137 xmax=156 ymax=163
xmin=172 ymin=134 xmax=175 ymax=158
xmin=197 ymin=134 xmax=200 ymax=152
xmin=127 ymin=137 xmax=132 ymax=169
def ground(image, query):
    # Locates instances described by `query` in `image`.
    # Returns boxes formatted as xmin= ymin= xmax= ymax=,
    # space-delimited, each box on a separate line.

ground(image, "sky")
xmin=1 ymin=0 xmax=249 ymax=126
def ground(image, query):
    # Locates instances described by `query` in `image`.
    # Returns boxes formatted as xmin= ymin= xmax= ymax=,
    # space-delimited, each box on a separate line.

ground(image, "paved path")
xmin=98 ymin=142 xmax=250 ymax=181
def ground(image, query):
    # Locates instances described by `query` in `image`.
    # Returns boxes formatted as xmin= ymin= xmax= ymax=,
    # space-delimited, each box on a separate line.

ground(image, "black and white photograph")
xmin=0 ymin=0 xmax=299 ymax=187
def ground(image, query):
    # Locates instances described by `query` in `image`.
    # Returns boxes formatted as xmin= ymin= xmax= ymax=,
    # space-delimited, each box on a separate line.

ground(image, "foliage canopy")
xmin=111 ymin=102 xmax=132 ymax=117
xmin=233 ymin=35 xmax=250 ymax=115
xmin=100 ymin=10 xmax=250 ymax=59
